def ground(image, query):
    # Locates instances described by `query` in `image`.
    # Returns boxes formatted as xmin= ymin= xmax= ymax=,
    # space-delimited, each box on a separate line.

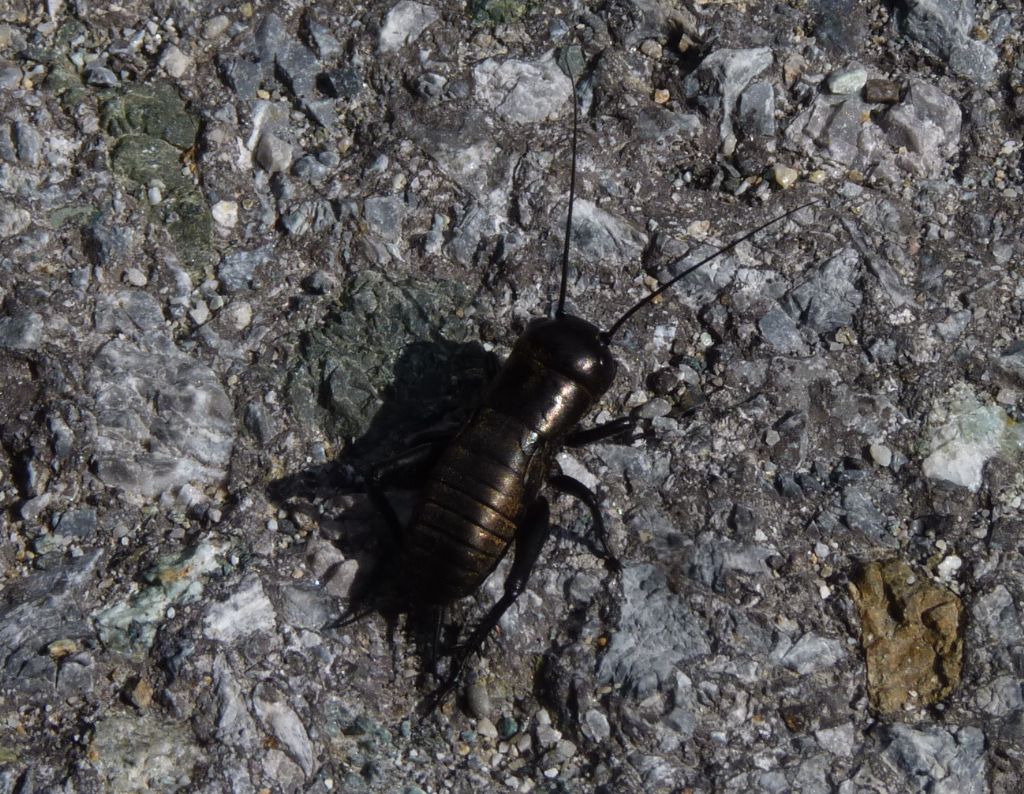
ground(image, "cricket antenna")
xmin=556 ymin=54 xmax=579 ymax=318
xmin=600 ymin=198 xmax=822 ymax=344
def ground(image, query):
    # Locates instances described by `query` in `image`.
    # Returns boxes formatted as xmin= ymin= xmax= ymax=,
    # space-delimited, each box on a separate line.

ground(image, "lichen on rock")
xmin=850 ymin=559 xmax=963 ymax=713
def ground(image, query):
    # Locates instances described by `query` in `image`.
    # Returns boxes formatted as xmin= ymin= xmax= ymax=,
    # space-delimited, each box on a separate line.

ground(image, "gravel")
xmin=1 ymin=1 xmax=1022 ymax=791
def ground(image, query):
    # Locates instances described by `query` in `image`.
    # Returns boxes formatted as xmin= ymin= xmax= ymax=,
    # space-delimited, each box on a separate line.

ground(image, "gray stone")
xmin=378 ymin=1 xmax=440 ymax=53
xmin=900 ymin=0 xmax=997 ymax=83
xmin=213 ymin=654 xmax=260 ymax=749
xmin=13 ymin=120 xmax=42 ymax=166
xmin=0 ymin=61 xmax=21 ymax=90
xmin=881 ymin=724 xmax=986 ymax=793
xmin=842 ymin=485 xmax=887 ymax=540
xmin=568 ymin=199 xmax=645 ymax=265
xmin=252 ymin=683 xmax=316 ymax=776
xmin=94 ymin=290 xmax=165 ymax=333
xmin=84 ymin=61 xmax=119 ymax=87
xmin=363 ymin=196 xmax=406 ymax=243
xmin=218 ymin=246 xmax=273 ymax=292
xmin=270 ymin=583 xmax=335 ymax=629
xmin=0 ymin=202 xmax=30 ymax=238
xmin=54 ymin=508 xmax=97 ymax=538
xmin=780 ymin=247 xmax=862 ymax=334
xmin=738 ymin=81 xmax=776 ymax=137
xmin=276 ymin=40 xmax=319 ymax=99
xmin=759 ymin=304 xmax=808 ymax=354
xmin=474 ymin=51 xmax=572 ymax=124
xmin=88 ymin=336 xmax=235 ymax=497
xmin=466 ymin=682 xmax=492 ymax=720
xmin=682 ymin=47 xmax=773 ymax=143
xmin=306 ymin=19 xmax=342 ymax=59
xmin=294 ymin=154 xmax=330 ymax=183
xmin=255 ymin=13 xmax=289 ymax=74
xmin=815 ymin=722 xmax=857 ymax=757
xmin=83 ymin=219 xmax=136 ymax=267
xmin=219 ymin=55 xmax=261 ymax=97
xmin=683 ymin=531 xmax=773 ymax=590
xmin=772 ymin=632 xmax=846 ymax=674
xmin=597 ymin=564 xmax=712 ymax=697
xmin=786 ymin=94 xmax=877 ymax=165
xmin=827 ymin=64 xmax=868 ymax=94
xmin=633 ymin=106 xmax=702 ymax=144
xmin=971 ymin=585 xmax=1023 ymax=645
xmin=0 ymin=312 xmax=42 ymax=350
xmin=204 ymin=577 xmax=277 ymax=642
xmin=880 ymin=80 xmax=962 ymax=177
xmin=0 ymin=550 xmax=101 ymax=691
xmin=256 ymin=132 xmax=293 ymax=173
xmin=320 ymin=67 xmax=362 ymax=99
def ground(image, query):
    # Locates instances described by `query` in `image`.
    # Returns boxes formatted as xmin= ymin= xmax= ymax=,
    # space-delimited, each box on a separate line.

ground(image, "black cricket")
xmin=353 ymin=52 xmax=817 ymax=710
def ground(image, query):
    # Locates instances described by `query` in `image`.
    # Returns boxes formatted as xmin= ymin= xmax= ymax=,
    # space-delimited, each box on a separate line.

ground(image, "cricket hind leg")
xmin=419 ymin=497 xmax=552 ymax=715
xmin=548 ymin=473 xmax=621 ymax=572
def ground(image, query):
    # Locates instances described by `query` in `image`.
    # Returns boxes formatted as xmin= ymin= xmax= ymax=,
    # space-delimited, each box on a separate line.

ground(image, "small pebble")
xmin=227 ymin=301 xmax=253 ymax=330
xmin=653 ymin=88 xmax=670 ymax=104
xmin=130 ymin=678 xmax=154 ymax=709
xmin=466 ymin=682 xmax=491 ymax=720
xmin=189 ymin=300 xmax=210 ymax=325
xmin=497 ymin=715 xmax=518 ymax=740
xmin=256 ymin=133 xmax=293 ymax=173
xmin=869 ymin=443 xmax=892 ymax=467
xmin=47 ymin=638 xmax=79 ymax=658
xmin=827 ymin=65 xmax=868 ymax=95
xmin=158 ymin=43 xmax=191 ymax=78
xmin=202 ymin=15 xmax=231 ymax=39
xmin=863 ymin=78 xmax=900 ymax=104
xmin=640 ymin=39 xmax=663 ymax=59
xmin=125 ymin=268 xmax=148 ymax=286
xmin=936 ymin=555 xmax=962 ymax=580
xmin=771 ymin=163 xmax=799 ymax=189
xmin=212 ymin=200 xmax=238 ymax=228
xmin=477 ymin=718 xmax=498 ymax=740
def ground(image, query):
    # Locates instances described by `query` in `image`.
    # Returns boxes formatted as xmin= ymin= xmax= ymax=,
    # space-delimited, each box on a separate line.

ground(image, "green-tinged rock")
xmin=100 ymin=83 xmax=200 ymax=149
xmin=110 ymin=135 xmax=192 ymax=192
xmin=89 ymin=711 xmax=204 ymax=792
xmin=286 ymin=272 xmax=490 ymax=454
xmin=920 ymin=383 xmax=1024 ymax=492
xmin=470 ymin=0 xmax=533 ymax=23
xmin=50 ymin=205 xmax=98 ymax=228
xmin=94 ymin=541 xmax=222 ymax=656
xmin=95 ymin=83 xmax=213 ymax=276
xmin=850 ymin=559 xmax=963 ymax=714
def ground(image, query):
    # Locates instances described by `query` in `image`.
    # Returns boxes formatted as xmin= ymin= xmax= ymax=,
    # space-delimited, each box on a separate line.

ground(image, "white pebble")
xmin=158 ymin=43 xmax=192 ymax=78
xmin=869 ymin=443 xmax=893 ymax=467
xmin=937 ymin=555 xmax=962 ymax=580
xmin=212 ymin=200 xmax=238 ymax=228
xmin=227 ymin=301 xmax=253 ymax=330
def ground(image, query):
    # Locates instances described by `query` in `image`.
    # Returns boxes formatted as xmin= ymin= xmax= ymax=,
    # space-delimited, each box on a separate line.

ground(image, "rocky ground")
xmin=1 ymin=0 xmax=1023 ymax=791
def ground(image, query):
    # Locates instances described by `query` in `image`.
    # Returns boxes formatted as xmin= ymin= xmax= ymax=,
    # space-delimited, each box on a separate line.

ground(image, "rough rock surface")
xmin=0 ymin=1 xmax=1022 ymax=792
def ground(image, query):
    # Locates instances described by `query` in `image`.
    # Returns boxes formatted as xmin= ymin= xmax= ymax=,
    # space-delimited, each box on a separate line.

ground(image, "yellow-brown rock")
xmin=850 ymin=559 xmax=964 ymax=714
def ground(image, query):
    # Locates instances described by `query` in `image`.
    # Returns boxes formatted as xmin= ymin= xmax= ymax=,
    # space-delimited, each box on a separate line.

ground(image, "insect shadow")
xmin=267 ymin=336 xmax=499 ymax=687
